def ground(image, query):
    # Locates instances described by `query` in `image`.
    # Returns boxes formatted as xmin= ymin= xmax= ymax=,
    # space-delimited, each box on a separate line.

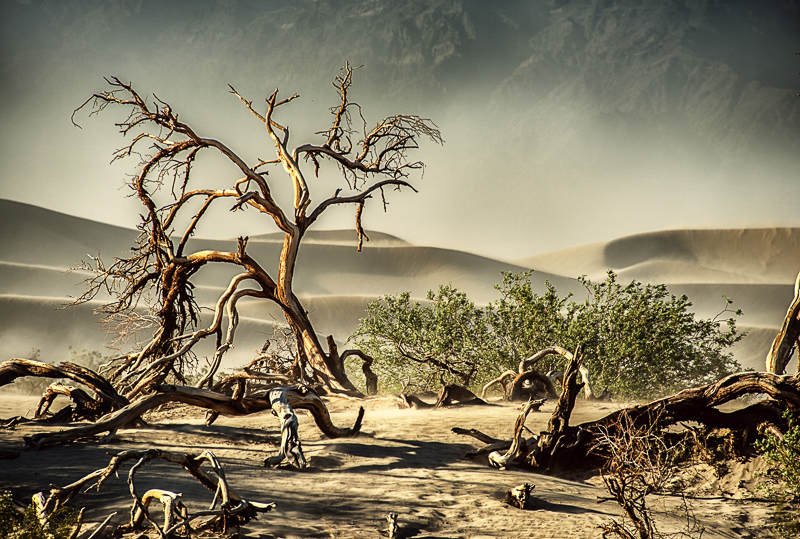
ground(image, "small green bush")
xmin=0 ymin=491 xmax=80 ymax=539
xmin=756 ymin=411 xmax=800 ymax=537
xmin=351 ymin=271 xmax=743 ymax=399
xmin=351 ymin=285 xmax=492 ymax=392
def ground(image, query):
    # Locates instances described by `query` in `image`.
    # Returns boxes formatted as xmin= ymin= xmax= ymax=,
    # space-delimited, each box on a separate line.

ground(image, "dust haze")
xmin=1 ymin=0 xmax=799 ymax=259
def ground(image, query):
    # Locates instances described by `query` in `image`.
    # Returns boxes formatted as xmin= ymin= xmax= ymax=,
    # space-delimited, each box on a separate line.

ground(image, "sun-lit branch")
xmin=68 ymin=65 xmax=438 ymax=395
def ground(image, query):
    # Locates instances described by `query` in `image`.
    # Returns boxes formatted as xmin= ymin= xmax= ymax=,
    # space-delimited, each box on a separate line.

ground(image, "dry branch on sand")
xmin=461 ymin=358 xmax=800 ymax=474
xmin=23 ymin=384 xmax=363 ymax=461
xmin=0 ymin=359 xmax=129 ymax=419
xmin=392 ymin=384 xmax=490 ymax=410
xmin=42 ymin=448 xmax=273 ymax=538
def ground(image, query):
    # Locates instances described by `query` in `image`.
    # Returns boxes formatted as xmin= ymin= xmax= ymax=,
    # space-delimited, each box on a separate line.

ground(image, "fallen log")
xmin=0 ymin=359 xmax=129 ymax=415
xmin=503 ymin=483 xmax=535 ymax=509
xmin=395 ymin=385 xmax=490 ymax=409
xmin=434 ymin=384 xmax=489 ymax=408
xmin=25 ymin=384 xmax=363 ymax=450
xmin=35 ymin=382 xmax=108 ymax=421
xmin=467 ymin=370 xmax=800 ymax=474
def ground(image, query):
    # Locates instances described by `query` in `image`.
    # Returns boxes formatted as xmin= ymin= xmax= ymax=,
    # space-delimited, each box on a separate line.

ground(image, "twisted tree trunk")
xmin=765 ymin=271 xmax=800 ymax=374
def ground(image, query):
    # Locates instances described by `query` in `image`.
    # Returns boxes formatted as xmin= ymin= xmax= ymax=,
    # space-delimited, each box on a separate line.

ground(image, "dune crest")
xmin=516 ymin=228 xmax=800 ymax=285
xmin=1 ymin=199 xmax=798 ymax=372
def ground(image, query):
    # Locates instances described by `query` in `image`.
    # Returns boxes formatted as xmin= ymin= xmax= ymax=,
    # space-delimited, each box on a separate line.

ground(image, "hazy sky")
xmin=1 ymin=0 xmax=799 ymax=261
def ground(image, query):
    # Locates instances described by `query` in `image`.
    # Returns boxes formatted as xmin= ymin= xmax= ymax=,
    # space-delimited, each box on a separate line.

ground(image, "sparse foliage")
xmin=0 ymin=491 xmax=81 ymax=539
xmin=756 ymin=410 xmax=800 ymax=537
xmin=353 ymin=271 xmax=743 ymax=398
xmin=351 ymin=285 xmax=492 ymax=392
xmin=593 ymin=411 xmax=702 ymax=539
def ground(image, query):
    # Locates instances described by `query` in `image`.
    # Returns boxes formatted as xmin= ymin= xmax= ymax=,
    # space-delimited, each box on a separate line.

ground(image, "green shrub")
xmin=0 ymin=492 xmax=80 ymax=539
xmin=756 ymin=410 xmax=800 ymax=537
xmin=351 ymin=271 xmax=743 ymax=399
xmin=567 ymin=272 xmax=743 ymax=398
xmin=351 ymin=285 xmax=492 ymax=392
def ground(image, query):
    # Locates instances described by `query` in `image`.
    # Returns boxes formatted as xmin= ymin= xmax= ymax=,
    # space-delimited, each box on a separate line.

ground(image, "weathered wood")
xmin=71 ymin=70 xmax=442 ymax=397
xmin=35 ymin=382 xmax=102 ymax=421
xmin=518 ymin=347 xmax=573 ymax=374
xmin=480 ymin=370 xmax=517 ymax=399
xmin=387 ymin=512 xmax=399 ymax=539
xmin=0 ymin=359 xmax=129 ymax=412
xmin=546 ymin=371 xmax=800 ymax=471
xmin=528 ymin=356 xmax=583 ymax=471
xmin=434 ymin=384 xmax=488 ymax=409
xmin=506 ymin=370 xmax=558 ymax=401
xmin=25 ymin=384 xmax=363 ymax=449
xmin=766 ymin=271 xmax=800 ymax=374
xmin=503 ymin=483 xmax=534 ymax=509
xmin=394 ymin=385 xmax=489 ymax=410
xmin=463 ymin=369 xmax=800 ymax=476
xmin=577 ymin=362 xmax=599 ymax=400
xmin=45 ymin=448 xmax=274 ymax=536
xmin=488 ymin=398 xmax=538 ymax=469
xmin=339 ymin=348 xmax=379 ymax=396
xmin=130 ymin=489 xmax=187 ymax=532
xmin=264 ymin=388 xmax=307 ymax=469
xmin=451 ymin=428 xmax=504 ymax=445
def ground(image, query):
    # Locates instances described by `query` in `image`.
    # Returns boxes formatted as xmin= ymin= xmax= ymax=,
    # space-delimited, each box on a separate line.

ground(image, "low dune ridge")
xmin=0 ymin=199 xmax=550 ymax=367
xmin=515 ymin=228 xmax=800 ymax=285
xmin=249 ymin=228 xmax=411 ymax=246
xmin=0 ymin=198 xmax=797 ymax=374
xmin=514 ymin=228 xmax=800 ymax=372
xmin=0 ymin=294 xmax=282 ymax=371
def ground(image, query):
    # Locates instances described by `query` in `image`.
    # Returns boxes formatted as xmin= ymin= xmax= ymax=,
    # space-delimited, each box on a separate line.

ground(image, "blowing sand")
xmin=0 ymin=395 xmax=776 ymax=538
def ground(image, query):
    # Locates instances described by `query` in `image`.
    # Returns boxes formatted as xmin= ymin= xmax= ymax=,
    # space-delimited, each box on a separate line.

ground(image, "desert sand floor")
xmin=0 ymin=395 xmax=776 ymax=538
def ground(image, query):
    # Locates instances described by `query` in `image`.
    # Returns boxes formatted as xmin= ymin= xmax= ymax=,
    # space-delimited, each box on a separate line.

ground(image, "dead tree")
xmin=43 ymin=448 xmax=274 ymax=537
xmin=461 ymin=368 xmax=800 ymax=474
xmin=70 ymin=64 xmax=442 ymax=399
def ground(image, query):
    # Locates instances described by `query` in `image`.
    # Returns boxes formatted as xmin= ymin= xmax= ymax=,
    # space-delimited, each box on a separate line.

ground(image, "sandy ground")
xmin=0 ymin=394 xmax=778 ymax=539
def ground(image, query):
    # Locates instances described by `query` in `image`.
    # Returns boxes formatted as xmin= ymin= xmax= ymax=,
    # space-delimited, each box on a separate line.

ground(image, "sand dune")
xmin=516 ymin=228 xmax=800 ymax=285
xmin=0 ymin=199 xmax=545 ymax=368
xmin=1 ymin=199 xmax=797 ymax=374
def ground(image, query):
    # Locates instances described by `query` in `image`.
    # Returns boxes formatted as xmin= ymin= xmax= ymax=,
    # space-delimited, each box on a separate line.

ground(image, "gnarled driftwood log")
xmin=25 ymin=384 xmax=363 ymax=452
